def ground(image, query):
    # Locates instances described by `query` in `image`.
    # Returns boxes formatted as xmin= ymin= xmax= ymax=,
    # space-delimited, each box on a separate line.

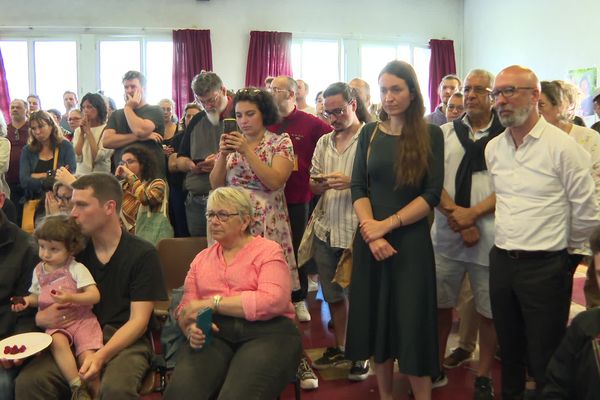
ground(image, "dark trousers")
xmin=164 ymin=316 xmax=302 ymax=400
xmin=489 ymin=246 xmax=572 ymax=400
xmin=8 ymin=183 xmax=23 ymax=226
xmin=288 ymin=202 xmax=309 ymax=303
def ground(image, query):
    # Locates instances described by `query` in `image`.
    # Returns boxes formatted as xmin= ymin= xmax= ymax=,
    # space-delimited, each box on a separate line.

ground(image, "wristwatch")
xmin=212 ymin=295 xmax=222 ymax=313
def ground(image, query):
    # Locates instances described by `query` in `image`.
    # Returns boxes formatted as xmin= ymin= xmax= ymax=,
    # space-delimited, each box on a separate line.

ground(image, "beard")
xmin=205 ymin=109 xmax=221 ymax=126
xmin=498 ymin=103 xmax=531 ymax=127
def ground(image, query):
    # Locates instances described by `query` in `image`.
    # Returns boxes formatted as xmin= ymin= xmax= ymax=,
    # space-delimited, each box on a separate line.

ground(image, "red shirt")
xmin=177 ymin=236 xmax=295 ymax=321
xmin=6 ymin=122 xmax=29 ymax=184
xmin=268 ymin=107 xmax=331 ymax=204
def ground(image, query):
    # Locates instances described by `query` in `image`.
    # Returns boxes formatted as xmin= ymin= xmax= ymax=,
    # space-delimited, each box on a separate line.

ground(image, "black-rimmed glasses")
xmin=490 ymin=86 xmax=535 ymax=101
xmin=205 ymin=211 xmax=240 ymax=222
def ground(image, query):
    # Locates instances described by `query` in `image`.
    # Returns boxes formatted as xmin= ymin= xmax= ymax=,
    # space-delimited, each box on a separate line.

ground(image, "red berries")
xmin=10 ymin=296 xmax=25 ymax=305
xmin=3 ymin=345 xmax=26 ymax=355
xmin=50 ymin=290 xmax=57 ymax=295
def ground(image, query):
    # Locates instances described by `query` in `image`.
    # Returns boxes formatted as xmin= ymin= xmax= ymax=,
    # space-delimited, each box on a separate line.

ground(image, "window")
xmin=34 ymin=41 xmax=78 ymax=111
xmin=0 ymin=41 xmax=29 ymax=102
xmin=145 ymin=41 xmax=173 ymax=105
xmin=413 ymin=46 xmax=432 ymax=113
xmin=99 ymin=41 xmax=141 ymax=109
xmin=291 ymin=39 xmax=340 ymax=106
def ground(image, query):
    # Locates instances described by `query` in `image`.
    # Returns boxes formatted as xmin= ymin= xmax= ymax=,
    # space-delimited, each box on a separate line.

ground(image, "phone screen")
xmin=223 ymin=118 xmax=238 ymax=134
xmin=195 ymin=307 xmax=213 ymax=348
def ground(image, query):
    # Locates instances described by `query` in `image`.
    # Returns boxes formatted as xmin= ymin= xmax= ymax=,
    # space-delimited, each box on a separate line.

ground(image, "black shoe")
xmin=432 ymin=371 xmax=448 ymax=389
xmin=473 ymin=376 xmax=494 ymax=400
xmin=443 ymin=347 xmax=473 ymax=368
xmin=348 ymin=360 xmax=370 ymax=381
xmin=312 ymin=347 xmax=348 ymax=369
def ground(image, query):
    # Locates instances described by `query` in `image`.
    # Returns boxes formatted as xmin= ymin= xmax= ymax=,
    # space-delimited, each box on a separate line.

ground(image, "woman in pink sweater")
xmin=164 ymin=187 xmax=301 ymax=400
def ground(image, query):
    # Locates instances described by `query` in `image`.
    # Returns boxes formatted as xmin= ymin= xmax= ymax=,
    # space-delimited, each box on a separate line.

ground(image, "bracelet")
xmin=212 ymin=295 xmax=222 ymax=314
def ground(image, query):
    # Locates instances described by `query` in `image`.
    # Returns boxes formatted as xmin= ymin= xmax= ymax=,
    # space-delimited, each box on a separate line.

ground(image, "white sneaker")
xmin=307 ymin=278 xmax=319 ymax=292
xmin=294 ymin=301 xmax=311 ymax=322
xmin=297 ymin=357 xmax=319 ymax=390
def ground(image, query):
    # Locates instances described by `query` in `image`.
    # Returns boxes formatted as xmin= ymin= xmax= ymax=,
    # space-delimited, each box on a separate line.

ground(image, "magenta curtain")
xmin=172 ymin=29 xmax=213 ymax=117
xmin=245 ymin=31 xmax=292 ymax=88
xmin=428 ymin=39 xmax=457 ymax=112
xmin=0 ymin=48 xmax=10 ymax=123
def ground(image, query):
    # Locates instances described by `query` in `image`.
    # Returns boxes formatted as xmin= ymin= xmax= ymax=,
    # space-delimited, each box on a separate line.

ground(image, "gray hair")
xmin=465 ymin=69 xmax=495 ymax=89
xmin=191 ymin=72 xmax=223 ymax=97
xmin=122 ymin=70 xmax=146 ymax=88
xmin=159 ymin=98 xmax=175 ymax=108
xmin=207 ymin=187 xmax=254 ymax=232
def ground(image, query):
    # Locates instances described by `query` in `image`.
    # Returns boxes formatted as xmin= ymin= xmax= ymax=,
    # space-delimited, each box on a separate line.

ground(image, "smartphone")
xmin=311 ymin=175 xmax=326 ymax=183
xmin=196 ymin=307 xmax=213 ymax=348
xmin=193 ymin=158 xmax=206 ymax=164
xmin=223 ymin=118 xmax=238 ymax=134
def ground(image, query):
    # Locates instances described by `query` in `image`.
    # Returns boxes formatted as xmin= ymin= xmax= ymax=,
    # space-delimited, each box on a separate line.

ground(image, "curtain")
xmin=428 ymin=39 xmax=457 ymax=112
xmin=0 ymin=48 xmax=10 ymax=123
xmin=172 ymin=29 xmax=213 ymax=118
xmin=245 ymin=31 xmax=292 ymax=88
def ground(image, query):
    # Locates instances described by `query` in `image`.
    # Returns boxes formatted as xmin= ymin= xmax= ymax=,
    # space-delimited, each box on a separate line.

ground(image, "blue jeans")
xmin=0 ymin=367 xmax=18 ymax=400
xmin=185 ymin=193 xmax=208 ymax=237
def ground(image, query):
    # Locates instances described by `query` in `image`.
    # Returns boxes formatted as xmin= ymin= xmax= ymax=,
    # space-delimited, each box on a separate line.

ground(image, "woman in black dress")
xmin=347 ymin=60 xmax=444 ymax=400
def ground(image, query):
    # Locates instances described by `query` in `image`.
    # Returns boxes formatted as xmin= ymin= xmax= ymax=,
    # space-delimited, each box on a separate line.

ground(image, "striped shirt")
xmin=121 ymin=177 xmax=167 ymax=233
xmin=310 ymin=124 xmax=364 ymax=249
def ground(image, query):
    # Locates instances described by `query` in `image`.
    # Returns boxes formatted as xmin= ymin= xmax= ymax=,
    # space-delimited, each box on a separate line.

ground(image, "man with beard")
xmin=176 ymin=72 xmax=233 ymax=236
xmin=485 ymin=65 xmax=600 ymax=399
xmin=425 ymin=75 xmax=461 ymax=126
xmin=6 ymin=99 xmax=30 ymax=222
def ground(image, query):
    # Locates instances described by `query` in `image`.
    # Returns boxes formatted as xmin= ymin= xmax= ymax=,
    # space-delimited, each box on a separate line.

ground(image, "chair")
xmin=155 ymin=236 xmax=208 ymax=315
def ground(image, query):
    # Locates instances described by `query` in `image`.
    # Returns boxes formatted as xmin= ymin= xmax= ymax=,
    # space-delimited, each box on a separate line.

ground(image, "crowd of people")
xmin=0 ymin=60 xmax=600 ymax=400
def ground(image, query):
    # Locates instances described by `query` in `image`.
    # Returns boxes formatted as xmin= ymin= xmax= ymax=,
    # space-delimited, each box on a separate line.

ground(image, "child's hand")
xmin=50 ymin=289 xmax=72 ymax=304
xmin=10 ymin=296 xmax=29 ymax=312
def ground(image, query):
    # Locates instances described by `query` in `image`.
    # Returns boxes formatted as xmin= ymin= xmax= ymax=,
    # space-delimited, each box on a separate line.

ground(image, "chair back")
xmin=156 ymin=236 xmax=208 ymax=291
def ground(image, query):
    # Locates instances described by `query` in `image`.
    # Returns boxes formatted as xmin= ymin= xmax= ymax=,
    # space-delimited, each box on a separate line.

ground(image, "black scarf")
xmin=453 ymin=110 xmax=504 ymax=207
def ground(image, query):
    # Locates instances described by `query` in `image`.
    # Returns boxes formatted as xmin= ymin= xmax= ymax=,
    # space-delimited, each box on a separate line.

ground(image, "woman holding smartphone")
xmin=209 ymin=88 xmax=298 ymax=288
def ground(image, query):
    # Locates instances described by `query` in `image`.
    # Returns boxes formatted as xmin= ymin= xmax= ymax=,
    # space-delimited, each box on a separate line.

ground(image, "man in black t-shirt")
xmin=103 ymin=71 xmax=166 ymax=176
xmin=15 ymin=173 xmax=167 ymax=400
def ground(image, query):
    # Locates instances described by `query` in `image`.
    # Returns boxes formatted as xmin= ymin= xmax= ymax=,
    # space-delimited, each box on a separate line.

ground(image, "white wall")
xmin=463 ymin=0 xmax=600 ymax=81
xmin=0 ymin=0 xmax=464 ymax=89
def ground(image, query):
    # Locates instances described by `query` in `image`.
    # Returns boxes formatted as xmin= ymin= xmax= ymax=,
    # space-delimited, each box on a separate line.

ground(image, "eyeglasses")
xmin=205 ymin=211 xmax=240 ymax=222
xmin=490 ymin=86 xmax=535 ymax=101
xmin=120 ymin=159 xmax=138 ymax=166
xmin=196 ymin=92 xmax=221 ymax=106
xmin=462 ymin=86 xmax=491 ymax=96
xmin=323 ymin=102 xmax=352 ymax=119
xmin=269 ymin=87 xmax=289 ymax=94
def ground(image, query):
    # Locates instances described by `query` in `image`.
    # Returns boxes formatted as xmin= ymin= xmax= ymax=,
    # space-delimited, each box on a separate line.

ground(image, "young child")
xmin=11 ymin=214 xmax=103 ymax=400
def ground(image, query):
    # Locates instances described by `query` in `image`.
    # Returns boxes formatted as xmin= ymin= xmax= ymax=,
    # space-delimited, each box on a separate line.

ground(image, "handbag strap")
xmin=52 ymin=146 xmax=59 ymax=171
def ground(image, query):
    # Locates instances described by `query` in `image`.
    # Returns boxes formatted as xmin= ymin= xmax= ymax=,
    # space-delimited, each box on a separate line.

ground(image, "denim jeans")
xmin=0 ymin=367 xmax=18 ymax=400
xmin=185 ymin=193 xmax=209 ymax=237
xmin=164 ymin=315 xmax=302 ymax=400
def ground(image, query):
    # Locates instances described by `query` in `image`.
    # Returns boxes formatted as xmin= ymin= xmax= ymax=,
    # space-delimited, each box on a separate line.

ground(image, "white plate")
xmin=0 ymin=332 xmax=53 ymax=360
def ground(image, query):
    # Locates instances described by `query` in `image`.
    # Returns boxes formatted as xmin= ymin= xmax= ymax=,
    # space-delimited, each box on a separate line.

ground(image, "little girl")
xmin=12 ymin=214 xmax=103 ymax=400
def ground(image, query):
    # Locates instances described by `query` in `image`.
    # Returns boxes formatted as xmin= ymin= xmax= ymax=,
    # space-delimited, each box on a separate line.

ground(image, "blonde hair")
xmin=207 ymin=187 xmax=254 ymax=232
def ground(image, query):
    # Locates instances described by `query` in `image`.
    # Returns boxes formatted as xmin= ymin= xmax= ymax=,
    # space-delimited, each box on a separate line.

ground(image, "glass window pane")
xmin=298 ymin=40 xmax=339 ymax=106
xmin=0 ymin=41 xmax=29 ymax=104
xmin=34 ymin=41 xmax=78 ymax=112
xmin=360 ymin=44 xmax=397 ymax=104
xmin=291 ymin=42 xmax=301 ymax=79
xmin=99 ymin=41 xmax=140 ymax=109
xmin=413 ymin=47 xmax=432 ymax=114
xmin=145 ymin=41 xmax=173 ymax=109
xmin=397 ymin=44 xmax=411 ymax=63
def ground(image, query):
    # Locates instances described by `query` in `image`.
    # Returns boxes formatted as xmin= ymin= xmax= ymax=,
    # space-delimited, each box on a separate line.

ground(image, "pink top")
xmin=177 ymin=236 xmax=295 ymax=321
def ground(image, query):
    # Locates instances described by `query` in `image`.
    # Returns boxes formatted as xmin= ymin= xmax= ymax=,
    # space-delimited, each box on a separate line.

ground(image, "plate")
xmin=0 ymin=332 xmax=53 ymax=360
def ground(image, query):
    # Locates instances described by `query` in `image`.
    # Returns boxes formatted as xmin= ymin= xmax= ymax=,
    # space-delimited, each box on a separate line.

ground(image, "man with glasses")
xmin=268 ymin=75 xmax=331 ymax=390
xmin=60 ymin=91 xmax=79 ymax=133
xmin=432 ymin=69 xmax=503 ymax=399
xmin=103 ymin=70 xmax=166 ymax=176
xmin=309 ymin=82 xmax=370 ymax=382
xmin=176 ymin=72 xmax=234 ymax=237
xmin=426 ymin=75 xmax=461 ymax=126
xmin=485 ymin=65 xmax=600 ymax=399
xmin=6 ymin=99 xmax=29 ymax=223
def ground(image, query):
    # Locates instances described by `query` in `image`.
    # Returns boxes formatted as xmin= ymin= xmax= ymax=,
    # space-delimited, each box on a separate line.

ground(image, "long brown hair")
xmin=28 ymin=110 xmax=63 ymax=153
xmin=379 ymin=60 xmax=430 ymax=187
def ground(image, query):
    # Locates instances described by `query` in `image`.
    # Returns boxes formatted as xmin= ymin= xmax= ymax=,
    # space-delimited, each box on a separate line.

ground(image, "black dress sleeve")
xmin=351 ymin=122 xmax=377 ymax=203
xmin=420 ymin=124 xmax=444 ymax=208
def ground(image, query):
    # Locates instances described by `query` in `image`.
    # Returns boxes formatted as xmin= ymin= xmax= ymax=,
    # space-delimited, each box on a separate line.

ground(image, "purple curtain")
xmin=0 ymin=48 xmax=10 ymax=123
xmin=428 ymin=39 xmax=457 ymax=112
xmin=245 ymin=31 xmax=292 ymax=88
xmin=172 ymin=29 xmax=213 ymax=118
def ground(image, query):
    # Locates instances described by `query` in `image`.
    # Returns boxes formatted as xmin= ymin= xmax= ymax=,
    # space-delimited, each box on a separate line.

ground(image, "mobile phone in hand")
xmin=193 ymin=158 xmax=206 ymax=164
xmin=223 ymin=118 xmax=238 ymax=134
xmin=311 ymin=175 xmax=326 ymax=183
xmin=196 ymin=307 xmax=213 ymax=348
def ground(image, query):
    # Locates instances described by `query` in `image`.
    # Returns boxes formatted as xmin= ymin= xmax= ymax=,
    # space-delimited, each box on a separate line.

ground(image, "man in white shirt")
xmin=485 ymin=65 xmax=600 ymax=399
xmin=295 ymin=79 xmax=316 ymax=115
xmin=432 ymin=69 xmax=503 ymax=399
xmin=308 ymin=82 xmax=369 ymax=381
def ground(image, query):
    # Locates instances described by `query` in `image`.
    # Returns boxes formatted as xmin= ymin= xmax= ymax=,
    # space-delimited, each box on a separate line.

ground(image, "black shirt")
xmin=76 ymin=229 xmax=167 ymax=328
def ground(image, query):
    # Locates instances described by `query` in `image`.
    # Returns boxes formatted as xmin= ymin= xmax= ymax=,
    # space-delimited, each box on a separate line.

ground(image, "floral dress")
xmin=224 ymin=130 xmax=300 ymax=290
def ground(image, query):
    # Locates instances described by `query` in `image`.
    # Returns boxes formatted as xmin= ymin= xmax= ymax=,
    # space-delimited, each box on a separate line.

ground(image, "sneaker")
xmin=474 ymin=376 xmax=494 ymax=400
xmin=312 ymin=347 xmax=349 ymax=369
xmin=70 ymin=382 xmax=92 ymax=400
xmin=432 ymin=371 xmax=448 ymax=389
xmin=348 ymin=360 xmax=370 ymax=381
xmin=294 ymin=301 xmax=311 ymax=322
xmin=308 ymin=278 xmax=319 ymax=292
xmin=443 ymin=347 xmax=473 ymax=368
xmin=297 ymin=357 xmax=319 ymax=390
